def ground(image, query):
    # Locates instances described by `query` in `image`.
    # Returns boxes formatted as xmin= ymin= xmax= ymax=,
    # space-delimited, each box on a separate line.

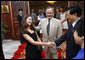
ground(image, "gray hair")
xmin=46 ymin=7 xmax=54 ymax=12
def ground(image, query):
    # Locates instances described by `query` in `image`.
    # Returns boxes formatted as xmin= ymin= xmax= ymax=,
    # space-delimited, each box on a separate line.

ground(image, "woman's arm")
xmin=35 ymin=32 xmax=42 ymax=42
xmin=23 ymin=34 xmax=51 ymax=46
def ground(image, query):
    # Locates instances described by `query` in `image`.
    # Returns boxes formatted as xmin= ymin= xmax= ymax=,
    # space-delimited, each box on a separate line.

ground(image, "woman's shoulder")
xmin=22 ymin=30 xmax=29 ymax=34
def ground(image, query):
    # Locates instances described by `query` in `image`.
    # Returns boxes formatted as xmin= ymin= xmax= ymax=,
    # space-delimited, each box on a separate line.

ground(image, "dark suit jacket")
xmin=17 ymin=14 xmax=24 ymax=33
xmin=55 ymin=24 xmax=81 ymax=59
xmin=17 ymin=14 xmax=23 ymax=26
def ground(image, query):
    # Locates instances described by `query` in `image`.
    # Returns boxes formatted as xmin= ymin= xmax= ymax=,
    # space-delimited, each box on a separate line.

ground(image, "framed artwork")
xmin=1 ymin=5 xmax=9 ymax=13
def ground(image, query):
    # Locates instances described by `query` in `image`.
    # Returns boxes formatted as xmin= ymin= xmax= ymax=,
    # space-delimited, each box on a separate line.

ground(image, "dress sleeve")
xmin=22 ymin=30 xmax=28 ymax=34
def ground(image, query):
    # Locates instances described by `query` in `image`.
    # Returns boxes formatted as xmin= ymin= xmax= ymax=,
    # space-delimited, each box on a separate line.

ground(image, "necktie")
xmin=47 ymin=20 xmax=50 ymax=36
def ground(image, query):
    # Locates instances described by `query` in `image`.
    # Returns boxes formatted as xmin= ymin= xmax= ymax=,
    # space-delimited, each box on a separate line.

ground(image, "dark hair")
xmin=56 ymin=8 xmax=60 ymax=12
xmin=70 ymin=5 xmax=82 ymax=17
xmin=65 ymin=6 xmax=74 ymax=11
xmin=60 ymin=7 xmax=65 ymax=12
xmin=18 ymin=9 xmax=23 ymax=12
xmin=21 ymin=15 xmax=35 ymax=33
xmin=74 ymin=17 xmax=84 ymax=37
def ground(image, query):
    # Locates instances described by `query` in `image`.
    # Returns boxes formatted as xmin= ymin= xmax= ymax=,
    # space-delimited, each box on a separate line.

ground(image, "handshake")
xmin=45 ymin=42 xmax=56 ymax=47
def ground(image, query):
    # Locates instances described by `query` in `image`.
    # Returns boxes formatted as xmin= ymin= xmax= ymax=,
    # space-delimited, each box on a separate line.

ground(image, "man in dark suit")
xmin=49 ymin=5 xmax=82 ymax=59
xmin=17 ymin=9 xmax=24 ymax=44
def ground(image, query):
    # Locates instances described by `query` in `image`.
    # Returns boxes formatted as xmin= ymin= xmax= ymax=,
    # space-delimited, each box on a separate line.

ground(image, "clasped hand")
xmin=46 ymin=42 xmax=56 ymax=47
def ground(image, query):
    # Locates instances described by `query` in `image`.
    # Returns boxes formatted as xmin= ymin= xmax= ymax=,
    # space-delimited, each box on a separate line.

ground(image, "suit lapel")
xmin=45 ymin=18 xmax=48 ymax=37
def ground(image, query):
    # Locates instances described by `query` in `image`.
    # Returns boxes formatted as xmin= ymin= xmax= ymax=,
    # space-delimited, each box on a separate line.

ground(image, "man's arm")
xmin=61 ymin=18 xmax=68 ymax=24
xmin=55 ymin=25 xmax=71 ymax=47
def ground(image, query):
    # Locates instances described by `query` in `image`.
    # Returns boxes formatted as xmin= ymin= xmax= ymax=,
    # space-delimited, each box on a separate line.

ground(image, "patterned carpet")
xmin=2 ymin=39 xmax=21 ymax=59
xmin=2 ymin=39 xmax=62 ymax=59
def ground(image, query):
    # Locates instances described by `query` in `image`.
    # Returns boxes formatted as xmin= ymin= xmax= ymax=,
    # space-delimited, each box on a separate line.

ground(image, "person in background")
xmin=37 ymin=9 xmax=45 ymax=38
xmin=55 ymin=8 xmax=60 ymax=20
xmin=73 ymin=17 xmax=84 ymax=59
xmin=38 ymin=9 xmax=45 ymax=20
xmin=60 ymin=7 xmax=68 ymax=30
xmin=60 ymin=7 xmax=68 ymax=59
xmin=17 ymin=9 xmax=24 ymax=44
xmin=31 ymin=9 xmax=38 ymax=26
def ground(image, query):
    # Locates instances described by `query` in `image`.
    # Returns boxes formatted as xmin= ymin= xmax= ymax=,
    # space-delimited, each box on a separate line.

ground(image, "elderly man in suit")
xmin=35 ymin=7 xmax=62 ymax=59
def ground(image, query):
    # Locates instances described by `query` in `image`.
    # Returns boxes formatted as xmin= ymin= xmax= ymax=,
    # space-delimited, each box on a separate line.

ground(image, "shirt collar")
xmin=72 ymin=18 xmax=80 ymax=27
xmin=46 ymin=17 xmax=53 ymax=24
xmin=19 ymin=14 xmax=23 ymax=17
xmin=47 ymin=17 xmax=53 ymax=21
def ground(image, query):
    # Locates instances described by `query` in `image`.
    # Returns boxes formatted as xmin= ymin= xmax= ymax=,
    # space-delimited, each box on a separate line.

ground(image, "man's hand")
xmin=49 ymin=42 xmax=56 ymax=47
xmin=46 ymin=42 xmax=56 ymax=47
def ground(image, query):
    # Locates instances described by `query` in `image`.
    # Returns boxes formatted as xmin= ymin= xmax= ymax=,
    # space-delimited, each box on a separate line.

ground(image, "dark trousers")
xmin=19 ymin=24 xmax=24 ymax=44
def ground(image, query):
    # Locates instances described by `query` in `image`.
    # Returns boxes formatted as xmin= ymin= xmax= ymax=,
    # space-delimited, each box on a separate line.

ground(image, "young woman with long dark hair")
xmin=21 ymin=15 xmax=52 ymax=59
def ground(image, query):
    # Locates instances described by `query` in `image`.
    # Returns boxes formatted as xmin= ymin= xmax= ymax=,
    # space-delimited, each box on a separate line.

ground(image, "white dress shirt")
xmin=72 ymin=18 xmax=80 ymax=28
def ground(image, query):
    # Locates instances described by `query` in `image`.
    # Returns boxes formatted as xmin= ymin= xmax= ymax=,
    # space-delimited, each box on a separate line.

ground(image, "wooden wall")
xmin=1 ymin=1 xmax=28 ymax=40
xmin=1 ymin=1 xmax=13 ymax=39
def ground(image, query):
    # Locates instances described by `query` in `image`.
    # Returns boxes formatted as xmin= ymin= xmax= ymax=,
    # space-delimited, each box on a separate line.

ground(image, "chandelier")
xmin=47 ymin=1 xmax=56 ymax=4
